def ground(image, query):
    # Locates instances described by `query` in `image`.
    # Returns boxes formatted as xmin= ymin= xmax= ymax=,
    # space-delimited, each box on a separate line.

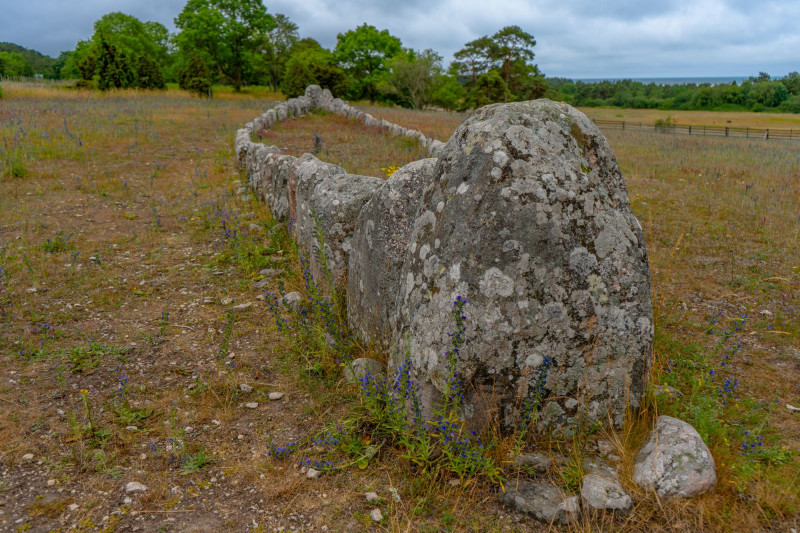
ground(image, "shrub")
xmin=135 ymin=54 xmax=165 ymax=90
xmin=178 ymin=54 xmax=212 ymax=97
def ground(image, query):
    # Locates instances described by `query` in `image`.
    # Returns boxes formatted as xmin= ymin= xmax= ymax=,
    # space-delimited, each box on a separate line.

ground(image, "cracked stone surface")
xmin=389 ymin=99 xmax=653 ymax=433
xmin=501 ymin=481 xmax=580 ymax=525
xmin=348 ymin=158 xmax=438 ymax=348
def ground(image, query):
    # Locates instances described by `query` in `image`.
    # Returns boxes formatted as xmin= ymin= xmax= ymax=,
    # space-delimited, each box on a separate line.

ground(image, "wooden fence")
xmin=592 ymin=119 xmax=799 ymax=141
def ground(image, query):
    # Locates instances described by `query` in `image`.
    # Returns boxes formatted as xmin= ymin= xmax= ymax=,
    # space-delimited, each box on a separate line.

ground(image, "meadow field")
xmin=0 ymin=82 xmax=798 ymax=532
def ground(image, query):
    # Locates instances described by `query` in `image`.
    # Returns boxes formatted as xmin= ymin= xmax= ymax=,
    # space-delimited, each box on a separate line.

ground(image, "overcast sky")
xmin=2 ymin=0 xmax=798 ymax=78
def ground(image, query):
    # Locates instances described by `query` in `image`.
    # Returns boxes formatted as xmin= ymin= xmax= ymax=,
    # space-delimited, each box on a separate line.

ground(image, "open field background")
xmin=0 ymin=83 xmax=798 ymax=532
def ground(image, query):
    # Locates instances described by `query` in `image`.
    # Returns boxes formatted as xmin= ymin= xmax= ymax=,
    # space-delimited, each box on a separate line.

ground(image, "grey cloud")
xmin=1 ymin=0 xmax=797 ymax=78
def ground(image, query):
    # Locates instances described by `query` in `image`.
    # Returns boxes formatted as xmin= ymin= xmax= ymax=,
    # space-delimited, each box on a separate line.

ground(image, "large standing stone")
xmin=390 ymin=100 xmax=652 ymax=433
xmin=633 ymin=416 xmax=716 ymax=498
xmin=259 ymin=153 xmax=296 ymax=222
xmin=348 ymin=159 xmax=437 ymax=348
xmin=289 ymin=154 xmax=346 ymax=247
xmin=501 ymin=482 xmax=580 ymax=525
xmin=302 ymin=173 xmax=383 ymax=283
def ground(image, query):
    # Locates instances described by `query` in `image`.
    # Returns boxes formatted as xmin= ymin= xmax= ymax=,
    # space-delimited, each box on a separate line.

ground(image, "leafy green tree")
xmin=452 ymin=36 xmax=494 ymax=85
xmin=93 ymin=13 xmax=169 ymax=64
xmin=136 ymin=54 xmax=166 ymax=89
xmin=256 ymin=13 xmax=299 ymax=90
xmin=96 ymin=36 xmax=136 ymax=90
xmin=469 ymin=70 xmax=508 ymax=107
xmin=178 ymin=53 xmax=212 ymax=97
xmin=0 ymin=51 xmax=34 ymax=77
xmin=490 ymin=26 xmax=536 ymax=89
xmin=334 ymin=24 xmax=402 ymax=101
xmin=380 ymin=49 xmax=443 ymax=109
xmin=430 ymin=74 xmax=466 ymax=110
xmin=781 ymin=72 xmax=800 ymax=95
xmin=282 ymin=39 xmax=346 ymax=98
xmin=174 ymin=0 xmax=276 ymax=91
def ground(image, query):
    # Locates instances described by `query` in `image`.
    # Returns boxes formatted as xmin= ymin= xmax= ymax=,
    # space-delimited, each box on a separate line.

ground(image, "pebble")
xmin=139 ymin=454 xmax=147 ymax=460
xmin=68 ymin=503 xmax=79 ymax=511
xmin=123 ymin=497 xmax=132 ymax=504
xmin=47 ymin=479 xmax=57 ymax=486
xmin=22 ymin=453 xmax=34 ymax=462
xmin=365 ymin=492 xmax=379 ymax=502
xmin=125 ymin=482 xmax=147 ymax=494
xmin=369 ymin=508 xmax=383 ymax=522
xmin=269 ymin=392 xmax=284 ymax=401
xmin=221 ymin=297 xmax=233 ymax=305
xmin=232 ymin=302 xmax=252 ymax=311
xmin=240 ymin=384 xmax=254 ymax=393
xmin=126 ymin=426 xmax=138 ymax=431
xmin=245 ymin=402 xmax=259 ymax=409
xmin=306 ymin=468 xmax=321 ymax=479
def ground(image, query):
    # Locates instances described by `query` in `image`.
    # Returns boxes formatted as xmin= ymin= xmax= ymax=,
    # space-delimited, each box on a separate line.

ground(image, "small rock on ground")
xmin=269 ymin=392 xmax=284 ymax=401
xmin=239 ymin=383 xmax=253 ymax=393
xmin=369 ymin=508 xmax=383 ymax=522
xmin=22 ymin=453 xmax=34 ymax=461
xmin=306 ymin=468 xmax=321 ymax=479
xmin=365 ymin=491 xmax=379 ymax=502
xmin=283 ymin=292 xmax=302 ymax=305
xmin=245 ymin=402 xmax=259 ymax=409
xmin=633 ymin=415 xmax=716 ymax=498
xmin=581 ymin=465 xmax=632 ymax=513
xmin=125 ymin=481 xmax=147 ymax=494
xmin=501 ymin=481 xmax=580 ymax=525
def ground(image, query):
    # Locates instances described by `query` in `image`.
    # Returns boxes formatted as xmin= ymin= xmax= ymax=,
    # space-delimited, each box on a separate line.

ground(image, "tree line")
xmin=1 ymin=0 xmax=797 ymax=114
xmin=550 ymin=73 xmax=800 ymax=114
xmin=0 ymin=0 xmax=545 ymax=109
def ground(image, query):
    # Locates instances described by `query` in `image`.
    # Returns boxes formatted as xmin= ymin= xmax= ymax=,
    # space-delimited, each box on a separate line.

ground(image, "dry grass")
xmin=579 ymin=106 xmax=800 ymax=129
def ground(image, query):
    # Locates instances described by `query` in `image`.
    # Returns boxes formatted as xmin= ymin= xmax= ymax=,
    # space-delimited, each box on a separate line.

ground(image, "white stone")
xmin=369 ymin=508 xmax=383 ymax=522
xmin=268 ymin=392 xmax=284 ymax=401
xmin=633 ymin=416 xmax=717 ymax=498
xmin=125 ymin=482 xmax=147 ymax=494
xmin=365 ymin=491 xmax=379 ymax=502
xmin=245 ymin=402 xmax=259 ymax=409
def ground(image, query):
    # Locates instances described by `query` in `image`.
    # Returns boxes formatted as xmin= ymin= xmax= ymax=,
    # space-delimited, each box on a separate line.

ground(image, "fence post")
xmin=689 ymin=125 xmax=692 ymax=135
xmin=622 ymin=121 xmax=625 ymax=130
xmin=746 ymin=128 xmax=748 ymax=138
xmin=725 ymin=127 xmax=729 ymax=137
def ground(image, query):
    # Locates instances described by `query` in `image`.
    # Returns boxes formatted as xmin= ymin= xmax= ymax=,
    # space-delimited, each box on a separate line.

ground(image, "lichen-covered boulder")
xmin=348 ymin=159 xmax=437 ymax=348
xmin=390 ymin=99 xmax=652 ymax=433
xmin=633 ymin=416 xmax=717 ymax=498
xmin=234 ymin=129 xmax=252 ymax=168
xmin=260 ymin=153 xmax=296 ymax=222
xmin=246 ymin=144 xmax=281 ymax=196
xmin=501 ymin=481 xmax=580 ymax=525
xmin=304 ymin=85 xmax=322 ymax=108
xmin=302 ymin=173 xmax=383 ymax=283
xmin=289 ymin=155 xmax=347 ymax=256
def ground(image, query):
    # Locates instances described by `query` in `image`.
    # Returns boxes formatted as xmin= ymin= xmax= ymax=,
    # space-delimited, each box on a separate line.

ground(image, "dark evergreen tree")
xmin=178 ymin=54 xmax=212 ymax=97
xmin=136 ymin=54 xmax=166 ymax=89
xmin=96 ymin=36 xmax=136 ymax=90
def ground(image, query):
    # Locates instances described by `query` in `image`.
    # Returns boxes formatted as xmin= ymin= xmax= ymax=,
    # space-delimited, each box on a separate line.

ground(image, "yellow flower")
xmin=80 ymin=389 xmax=89 ymax=395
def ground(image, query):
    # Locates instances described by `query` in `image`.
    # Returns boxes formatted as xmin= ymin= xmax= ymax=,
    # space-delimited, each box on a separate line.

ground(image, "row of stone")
xmin=236 ymin=85 xmax=655 ymax=436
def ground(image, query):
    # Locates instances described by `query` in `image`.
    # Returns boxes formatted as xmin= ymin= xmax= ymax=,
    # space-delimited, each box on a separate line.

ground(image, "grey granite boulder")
xmin=319 ymin=88 xmax=334 ymax=110
xmin=246 ymin=144 xmax=281 ymax=198
xmin=343 ymin=358 xmax=386 ymax=384
xmin=633 ymin=416 xmax=716 ymax=498
xmin=389 ymin=99 xmax=653 ymax=433
xmin=348 ymin=159 xmax=437 ymax=349
xmin=501 ymin=481 xmax=580 ymax=525
xmin=289 ymin=154 xmax=346 ymax=246
xmin=260 ymin=153 xmax=296 ymax=222
xmin=302 ymin=173 xmax=383 ymax=283
xmin=304 ymin=85 xmax=323 ymax=108
xmin=581 ymin=464 xmax=632 ymax=513
xmin=234 ymin=128 xmax=252 ymax=168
